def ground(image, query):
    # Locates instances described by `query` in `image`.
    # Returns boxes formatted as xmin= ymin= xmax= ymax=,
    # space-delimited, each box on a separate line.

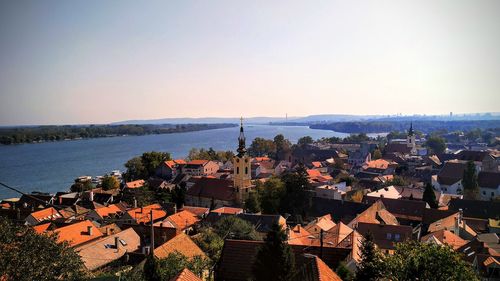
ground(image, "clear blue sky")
xmin=0 ymin=0 xmax=499 ymax=125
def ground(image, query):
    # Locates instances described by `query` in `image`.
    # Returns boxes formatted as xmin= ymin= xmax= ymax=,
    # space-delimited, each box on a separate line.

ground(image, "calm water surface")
xmin=0 ymin=125 xmax=372 ymax=199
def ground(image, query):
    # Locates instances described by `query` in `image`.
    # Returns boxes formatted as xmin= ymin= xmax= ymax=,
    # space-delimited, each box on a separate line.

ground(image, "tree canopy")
xmin=0 ymin=217 xmax=85 ymax=281
xmin=462 ymin=160 xmax=479 ymax=199
xmin=423 ymin=183 xmax=438 ymax=208
xmin=101 ymin=175 xmax=120 ymax=190
xmin=385 ymin=241 xmax=478 ymax=281
xmin=124 ymin=151 xmax=171 ymax=181
xmin=213 ymin=216 xmax=259 ymax=240
xmin=143 ymin=252 xmax=209 ymax=281
xmin=248 ymin=137 xmax=276 ymax=157
xmin=252 ymin=223 xmax=295 ymax=281
xmin=187 ymin=147 xmax=234 ymax=162
xmin=425 ymin=136 xmax=447 ymax=154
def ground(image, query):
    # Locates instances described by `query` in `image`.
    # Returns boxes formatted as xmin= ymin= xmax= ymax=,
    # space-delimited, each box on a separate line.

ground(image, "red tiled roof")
xmin=181 ymin=206 xmax=209 ymax=217
xmin=421 ymin=229 xmax=467 ymax=250
xmin=125 ymin=179 xmax=145 ymax=189
xmin=211 ymin=207 xmax=243 ymax=215
xmin=313 ymin=255 xmax=343 ymax=281
xmin=311 ymin=161 xmax=322 ymax=168
xmin=32 ymin=222 xmax=51 ymax=234
xmin=53 ymin=220 xmax=103 ymax=247
xmin=307 ymin=169 xmax=322 ymax=178
xmin=169 ymin=268 xmax=202 ymax=281
xmin=126 ymin=204 xmax=166 ymax=224
xmin=155 ymin=233 xmax=206 ymax=260
xmin=163 ymin=210 xmax=199 ymax=230
xmin=187 ymin=160 xmax=209 ymax=166
xmin=29 ymin=207 xmax=62 ymax=222
xmin=94 ymin=204 xmax=122 ymax=218
xmin=186 ymin=177 xmax=235 ymax=202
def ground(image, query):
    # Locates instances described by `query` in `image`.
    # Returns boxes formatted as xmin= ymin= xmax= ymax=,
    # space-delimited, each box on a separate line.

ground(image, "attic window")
xmin=119 ymin=239 xmax=127 ymax=246
xmin=394 ymin=234 xmax=401 ymax=241
xmin=386 ymin=233 xmax=392 ymax=240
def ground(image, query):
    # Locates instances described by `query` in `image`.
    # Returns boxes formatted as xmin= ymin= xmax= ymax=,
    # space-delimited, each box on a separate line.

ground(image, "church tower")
xmin=233 ymin=118 xmax=252 ymax=204
xmin=407 ymin=122 xmax=417 ymax=155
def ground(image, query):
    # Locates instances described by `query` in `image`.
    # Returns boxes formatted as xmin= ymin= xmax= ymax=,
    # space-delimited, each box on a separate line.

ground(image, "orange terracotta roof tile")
xmin=29 ymin=207 xmax=62 ymax=222
xmin=484 ymin=256 xmax=500 ymax=267
xmin=125 ymin=179 xmax=145 ymax=189
xmin=154 ymin=233 xmax=206 ymax=259
xmin=314 ymin=255 xmax=343 ymax=281
xmin=32 ymin=222 xmax=52 ymax=234
xmin=211 ymin=207 xmax=244 ymax=215
xmin=169 ymin=268 xmax=202 ymax=281
xmin=253 ymin=157 xmax=271 ymax=162
xmin=421 ymin=229 xmax=467 ymax=250
xmin=188 ymin=160 xmax=209 ymax=165
xmin=53 ymin=220 xmax=103 ymax=247
xmin=161 ymin=210 xmax=199 ymax=230
xmin=307 ymin=169 xmax=322 ymax=178
xmin=126 ymin=204 xmax=166 ymax=224
xmin=288 ymin=225 xmax=315 ymax=246
xmin=311 ymin=161 xmax=322 ymax=168
xmin=94 ymin=204 xmax=122 ymax=218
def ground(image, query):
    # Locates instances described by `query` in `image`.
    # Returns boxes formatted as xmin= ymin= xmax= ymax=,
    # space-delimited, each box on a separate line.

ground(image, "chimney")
xmin=87 ymin=225 xmax=93 ymax=236
xmin=141 ymin=207 xmax=143 ymax=214
xmin=115 ymin=237 xmax=120 ymax=249
xmin=89 ymin=191 xmax=94 ymax=202
xmin=133 ymin=198 xmax=137 ymax=209
xmin=173 ymin=205 xmax=177 ymax=214
xmin=286 ymin=225 xmax=291 ymax=239
xmin=59 ymin=196 xmax=63 ymax=205
xmin=106 ymin=227 xmax=110 ymax=236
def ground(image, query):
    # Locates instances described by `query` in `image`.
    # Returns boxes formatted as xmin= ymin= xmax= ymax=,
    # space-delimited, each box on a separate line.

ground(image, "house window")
xmin=237 ymin=167 xmax=239 ymax=174
xmin=245 ymin=167 xmax=248 ymax=174
xmin=492 ymin=192 xmax=494 ymax=197
xmin=483 ymin=191 xmax=486 ymax=195
xmin=386 ymin=233 xmax=392 ymax=240
xmin=394 ymin=234 xmax=400 ymax=241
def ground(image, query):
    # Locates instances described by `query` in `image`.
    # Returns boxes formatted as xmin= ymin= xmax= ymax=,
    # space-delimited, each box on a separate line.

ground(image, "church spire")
xmin=408 ymin=122 xmax=414 ymax=136
xmin=237 ymin=117 xmax=246 ymax=157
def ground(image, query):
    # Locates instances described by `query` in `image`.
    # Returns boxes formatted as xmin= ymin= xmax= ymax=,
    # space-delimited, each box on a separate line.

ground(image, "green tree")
xmin=0 ymin=217 xmax=85 ymax=281
xmin=372 ymin=149 xmax=382 ymax=160
xmin=423 ymin=183 xmax=438 ymax=208
xmin=143 ymin=252 xmax=208 ymax=281
xmin=171 ymin=184 xmax=187 ymax=209
xmin=385 ymin=241 xmax=478 ymax=281
xmin=336 ymin=261 xmax=353 ymax=281
xmin=274 ymin=134 xmax=292 ymax=160
xmin=355 ymin=232 xmax=385 ymax=281
xmin=141 ymin=151 xmax=171 ymax=178
xmin=462 ymin=160 xmax=479 ymax=200
xmin=101 ymin=175 xmax=120 ymax=190
xmin=248 ymin=137 xmax=276 ymax=157
xmin=425 ymin=136 xmax=446 ymax=154
xmin=297 ymin=136 xmax=313 ymax=147
xmin=193 ymin=227 xmax=224 ymax=267
xmin=70 ymin=179 xmax=94 ymax=193
xmin=280 ymin=164 xmax=310 ymax=217
xmin=188 ymin=147 xmax=234 ymax=162
xmin=257 ymin=177 xmax=285 ymax=214
xmin=213 ymin=216 xmax=259 ymax=240
xmin=252 ymin=223 xmax=295 ymax=281
xmin=124 ymin=156 xmax=147 ymax=181
xmin=244 ymin=191 xmax=261 ymax=213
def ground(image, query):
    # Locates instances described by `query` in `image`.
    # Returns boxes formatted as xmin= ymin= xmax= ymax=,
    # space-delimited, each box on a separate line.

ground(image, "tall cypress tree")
xmin=423 ymin=183 xmax=438 ymax=208
xmin=355 ymin=232 xmax=385 ymax=281
xmin=462 ymin=161 xmax=479 ymax=200
xmin=252 ymin=223 xmax=296 ymax=281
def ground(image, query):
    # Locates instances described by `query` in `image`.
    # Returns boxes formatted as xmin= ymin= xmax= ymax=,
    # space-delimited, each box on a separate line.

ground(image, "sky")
xmin=0 ymin=0 xmax=499 ymax=125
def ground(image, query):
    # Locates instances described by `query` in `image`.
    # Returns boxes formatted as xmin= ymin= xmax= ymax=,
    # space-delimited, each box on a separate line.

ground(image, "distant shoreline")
xmin=0 ymin=123 xmax=238 ymax=145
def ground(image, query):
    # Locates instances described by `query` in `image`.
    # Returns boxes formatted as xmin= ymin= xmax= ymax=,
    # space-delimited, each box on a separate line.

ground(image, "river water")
xmin=0 ymin=125 xmax=369 ymax=199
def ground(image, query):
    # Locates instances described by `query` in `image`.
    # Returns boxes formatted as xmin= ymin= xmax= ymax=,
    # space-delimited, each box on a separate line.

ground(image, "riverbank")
xmin=0 ymin=123 xmax=237 ymax=145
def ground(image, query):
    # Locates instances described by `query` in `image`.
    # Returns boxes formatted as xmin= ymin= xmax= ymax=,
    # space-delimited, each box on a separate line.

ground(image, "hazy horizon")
xmin=1 ymin=0 xmax=499 ymax=125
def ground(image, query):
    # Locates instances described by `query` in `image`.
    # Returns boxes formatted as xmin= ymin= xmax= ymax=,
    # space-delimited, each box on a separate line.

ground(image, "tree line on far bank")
xmin=0 ymin=123 xmax=236 ymax=145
